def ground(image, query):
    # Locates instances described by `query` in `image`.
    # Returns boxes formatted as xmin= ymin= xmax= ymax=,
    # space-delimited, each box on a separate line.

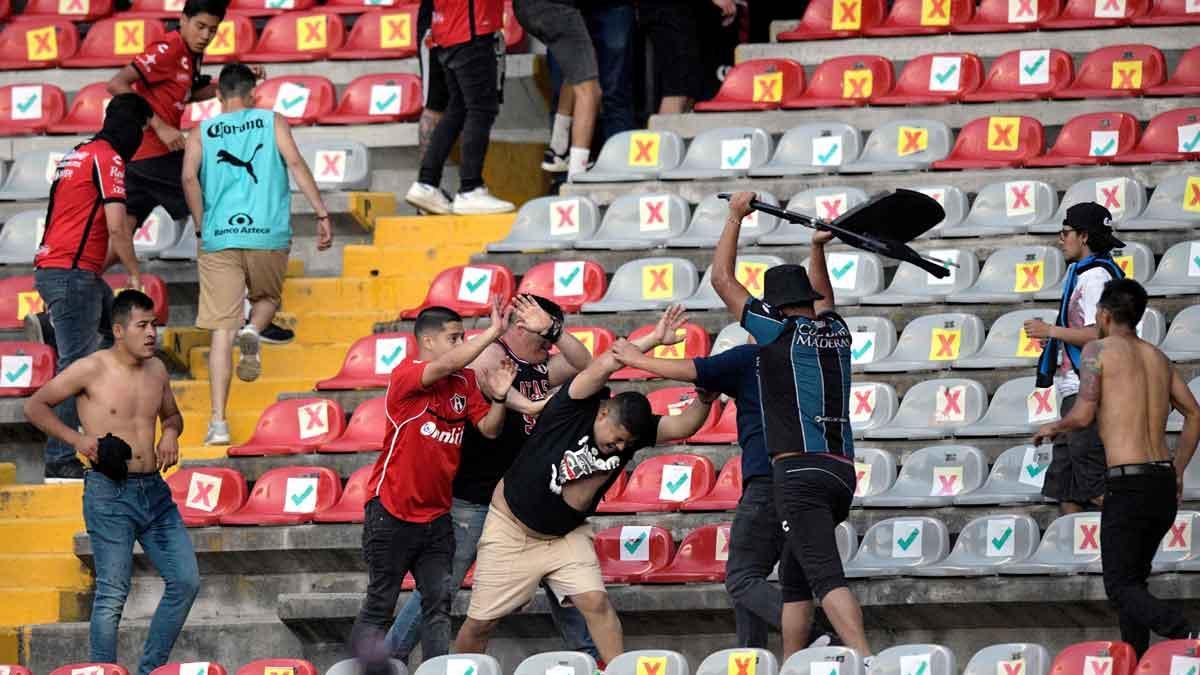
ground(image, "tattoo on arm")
xmin=1078 ymin=340 xmax=1104 ymax=403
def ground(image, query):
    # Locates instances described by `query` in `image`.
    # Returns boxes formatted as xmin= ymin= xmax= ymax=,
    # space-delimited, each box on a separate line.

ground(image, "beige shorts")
xmin=197 ymin=248 xmax=289 ymax=330
xmin=467 ymin=495 xmax=606 ymax=621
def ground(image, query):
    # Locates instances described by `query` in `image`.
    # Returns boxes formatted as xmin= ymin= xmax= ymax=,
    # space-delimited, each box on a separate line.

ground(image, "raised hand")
xmin=610 ymin=338 xmax=642 ymax=365
xmin=511 ymin=294 xmax=552 ymax=334
xmin=485 ymin=358 xmax=519 ymax=400
xmin=487 ymin=295 xmax=511 ymax=337
xmin=726 ymin=191 xmax=757 ymax=223
xmin=650 ymin=304 xmax=688 ymax=346
xmin=812 ymin=229 xmax=835 ymax=246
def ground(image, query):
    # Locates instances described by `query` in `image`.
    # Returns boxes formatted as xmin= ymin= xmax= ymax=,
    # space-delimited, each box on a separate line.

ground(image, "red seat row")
xmin=13 ymin=0 xmax=433 ymax=22
xmin=0 ymin=341 xmax=55 ymax=397
xmin=594 ymin=522 xmax=731 ymax=584
xmin=0 ymin=274 xmax=169 ymax=330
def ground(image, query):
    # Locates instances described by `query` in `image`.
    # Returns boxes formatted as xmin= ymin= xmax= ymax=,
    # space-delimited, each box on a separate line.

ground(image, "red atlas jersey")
xmin=35 ymin=139 xmax=126 ymax=274
xmin=431 ymin=0 xmax=502 ymax=47
xmin=370 ymin=361 xmax=491 ymax=522
xmin=130 ymin=31 xmax=202 ymax=161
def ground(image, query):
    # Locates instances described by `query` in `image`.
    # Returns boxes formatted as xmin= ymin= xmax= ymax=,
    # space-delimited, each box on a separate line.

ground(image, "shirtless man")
xmin=24 ymin=290 xmax=198 ymax=675
xmin=1034 ymin=278 xmax=1200 ymax=656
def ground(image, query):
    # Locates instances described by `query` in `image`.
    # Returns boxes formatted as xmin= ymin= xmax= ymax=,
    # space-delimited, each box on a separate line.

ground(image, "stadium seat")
xmin=1159 ymin=305 xmax=1200 ymax=360
xmin=868 ymin=646 xmax=957 ymax=675
xmin=1143 ymin=242 xmax=1200 ymax=297
xmin=316 ymin=333 xmax=415 ymax=390
xmin=1055 ymin=44 xmax=1166 ymax=99
xmin=22 ymin=0 xmax=112 ymax=20
xmin=750 ymin=122 xmax=863 ymax=176
xmin=1042 ymin=0 xmax=1147 ymax=27
xmin=781 ymin=55 xmax=893 ymax=109
xmin=932 ymin=115 xmax=1044 ymax=169
xmin=330 ymin=8 xmax=418 ymax=60
xmin=1136 ymin=306 xmax=1167 ymax=345
xmin=860 ymin=249 xmax=980 ymax=305
xmin=180 ymin=98 xmax=223 ymax=131
xmin=844 ymin=517 xmax=950 ymax=577
xmin=101 ymin=273 xmax=168 ymax=325
xmin=238 ymin=660 xmax=319 ymax=675
xmin=848 ymin=382 xmax=899 ymax=438
xmin=681 ymin=454 xmax=741 ymax=507
xmin=49 ymin=665 xmax=127 ymax=675
xmin=325 ymin=659 xmax=407 ymax=675
xmin=1001 ymin=513 xmax=1103 ymax=575
xmin=1025 ymin=112 xmax=1140 ymax=167
xmin=711 ymin=322 xmax=750 ymax=357
xmin=414 ymin=656 xmax=499 ymax=675
xmin=862 ymin=378 xmax=986 ymax=439
xmin=582 ymin=257 xmax=698 ymax=313
xmin=597 ymin=452 xmax=716 ymax=512
xmin=0 ymin=20 xmax=79 ymax=70
xmin=946 ymin=246 xmax=1065 ymax=304
xmin=852 ymin=447 xmax=898 ymax=504
xmin=844 ymin=316 xmax=898 ymax=370
xmin=0 ymin=149 xmax=63 ymax=200
xmin=0 ymin=342 xmax=54 ymax=397
xmin=63 ymin=17 xmax=166 ymax=68
xmin=242 ymin=12 xmax=344 ymax=62
xmin=801 ymin=251 xmax=884 ymax=304
xmin=0 ymin=209 xmax=44 ymax=264
xmin=254 ymin=75 xmax=336 ymax=125
xmin=165 ymin=468 xmax=249 ymax=527
xmin=961 ymin=49 xmax=1074 ymax=102
xmin=0 ymin=83 xmax=65 ymax=135
xmin=959 ymin=376 xmax=1058 ymax=437
xmin=911 ymin=185 xmax=969 ymax=235
xmin=1147 ymin=46 xmax=1200 ymax=96
xmin=219 ymin=468 xmax=341 ymax=526
xmin=400 ymin=263 xmax=515 ymax=318
xmin=758 ymin=186 xmax=869 ymax=245
xmin=312 ymin=465 xmax=373 ymax=523
xmin=686 ymin=401 xmax=738 ymax=445
xmin=862 ymin=444 xmax=986 ymax=507
xmin=514 ymin=654 xmax=594 ymax=675
xmin=643 ymin=522 xmax=732 ymax=583
xmin=777 ymin=0 xmax=886 ymax=39
xmin=318 ymin=397 xmax=386 ymax=453
xmin=1035 ymin=241 xmax=1154 ymax=300
xmin=694 ymin=59 xmax=804 ymax=112
xmin=593 ymin=526 xmax=676 ymax=582
xmin=0 ymin=275 xmax=40 ymax=330
xmin=202 ymin=16 xmax=256 ymax=64
xmin=944 ymin=180 xmax=1057 ymax=238
xmin=913 ymin=514 xmax=1040 ymax=576
xmin=227 ymin=398 xmax=347 ymax=457
xmin=865 ymin=0 xmax=973 ymax=34
xmin=46 ymin=82 xmax=111 ymax=134
xmin=500 ymin=0 xmax=526 ymax=52
xmin=697 ymin=650 xmax=776 ymax=675
xmin=781 ymin=648 xmax=864 ymax=675
xmin=1182 ymin=436 xmax=1200 ymax=489
xmin=228 ymin=0 xmax=315 ymax=16
xmin=872 ymin=53 xmax=983 ymax=105
xmin=322 ymin=0 xmax=406 ymax=13
xmin=607 ymin=652 xmax=689 ymax=675
xmin=670 ymin=192 xmax=782 ymax=247
xmin=1113 ymin=108 xmax=1200 ymax=164
xmin=954 ymin=444 xmax=1053 ymax=505
xmin=1133 ymin=639 xmax=1200 ymax=672
xmin=159 ymin=223 xmax=197 ymax=260
xmin=553 ymin=326 xmax=615 ymax=362
xmin=489 ymin=195 xmax=601 ymax=252
xmin=958 ymin=0 xmax=1061 ymax=30
xmin=514 ymin=260 xmax=607 ymax=312
xmin=1044 ymin=643 xmax=1135 ymax=675
xmin=317 ymin=73 xmax=421 ymax=124
xmin=573 ymin=130 xmax=685 ymax=183
xmin=576 ymin=192 xmax=691 ymax=250
xmin=294 ymin=140 xmax=370 ymax=190
xmin=1123 ymin=175 xmax=1200 ymax=230
xmin=660 ymin=127 xmax=773 ymax=180
xmin=1140 ymin=0 xmax=1200 ymax=22
xmin=964 ymin=645 xmax=1052 ymax=675
xmin=1028 ymin=176 xmax=1147 ymax=233
xmin=840 ymin=119 xmax=952 ymax=172
xmin=681 ymin=256 xmax=786 ymax=311
xmin=116 ymin=0 xmax=181 ymax=17
xmin=132 ymin=208 xmax=182 ymax=259
xmin=1150 ymin=510 xmax=1199 ymax=572
xmin=954 ymin=308 xmax=1055 ymax=369
xmin=862 ymin=312 xmax=984 ymax=373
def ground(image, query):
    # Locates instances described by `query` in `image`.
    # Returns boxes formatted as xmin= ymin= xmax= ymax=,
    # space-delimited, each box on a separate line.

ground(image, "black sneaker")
xmin=259 ymin=323 xmax=295 ymax=345
xmin=45 ymin=460 xmax=86 ymax=483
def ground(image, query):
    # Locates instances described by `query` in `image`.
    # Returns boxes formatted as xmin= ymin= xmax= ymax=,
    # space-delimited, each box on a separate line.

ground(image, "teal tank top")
xmin=199 ymin=108 xmax=290 ymax=252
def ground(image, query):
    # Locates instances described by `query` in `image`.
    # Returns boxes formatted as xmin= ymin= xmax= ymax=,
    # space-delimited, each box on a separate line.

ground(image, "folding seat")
xmin=1132 ymin=640 xmax=1200 ymax=673
xmin=47 ymin=82 xmax=111 ymax=134
xmin=0 ymin=20 xmax=79 ymax=70
xmin=1169 ymin=377 xmax=1200 ymax=433
xmin=132 ymin=208 xmax=182 ymax=259
xmin=219 ymin=468 xmax=341 ymax=526
xmin=165 ymin=467 xmax=248 ymax=526
xmin=63 ymin=17 xmax=167 ymax=68
xmin=945 ymin=246 xmax=1065 ymax=304
xmin=865 ymin=0 xmax=973 ymax=34
xmin=693 ymin=59 xmax=804 ymax=112
xmin=242 ymin=12 xmax=345 ymax=62
xmin=1143 ymin=242 xmax=1200 ymax=297
xmin=913 ymin=514 xmax=1040 ymax=576
xmin=22 ymin=0 xmax=112 ymax=21
xmin=643 ymin=522 xmax=732 ymax=582
xmin=681 ymin=256 xmax=786 ymax=311
xmin=1001 ymin=513 xmax=1103 ymax=575
xmin=781 ymin=647 xmax=865 ymax=675
xmin=931 ymin=115 xmax=1044 ymax=169
xmin=960 ymin=377 xmax=1060 ymax=438
xmin=254 ymin=75 xmax=336 ymax=125
xmin=1024 ymin=112 xmax=1140 ymax=167
xmin=961 ymin=49 xmax=1074 ymax=102
xmin=317 ymin=73 xmax=422 ymax=125
xmin=1113 ymin=108 xmax=1200 ymax=164
xmin=955 ymin=444 xmax=1053 ymax=505
xmin=862 ymin=445 xmax=986 ymax=506
xmin=872 ymin=53 xmax=984 ymax=105
xmin=0 ymin=342 xmax=54 ymax=397
xmin=1159 ymin=306 xmax=1200 ymax=361
xmin=318 ymin=397 xmax=387 ymax=453
xmin=660 ymin=127 xmax=773 ymax=180
xmin=606 ymin=652 xmax=689 ymax=675
xmin=681 ymin=454 xmax=740 ymax=508
xmin=326 ymin=659 xmax=407 ymax=675
xmin=330 ymin=8 xmax=419 ymax=60
xmin=49 ymin=665 xmax=128 ymax=675
xmin=957 ymin=0 xmax=1061 ymax=30
xmin=750 ymin=123 xmax=863 ymax=177
xmin=1041 ymin=0 xmax=1147 ymax=27
xmin=860 ymin=249 xmax=979 ymax=305
xmin=294 ymin=140 xmax=370 ymax=191
xmin=572 ymin=130 xmax=685 ymax=183
xmin=514 ymin=260 xmax=607 ymax=312
xmin=711 ymin=322 xmax=750 ymax=356
xmin=160 ymin=224 xmax=198 ymax=261
xmin=1123 ymin=175 xmax=1200 ymax=230
xmin=0 ymin=210 xmax=44 ymax=265
xmin=316 ymin=333 xmax=415 ymax=390
xmin=592 ymin=526 xmax=676 ymax=582
xmin=400 ymin=264 xmax=515 ymax=318
xmin=597 ymin=452 xmax=716 ymax=512
xmin=862 ymin=378 xmax=987 ymax=439
xmin=781 ymin=55 xmax=893 ymax=109
xmin=0 ymin=150 xmax=63 ymax=200
xmin=202 ymin=16 xmax=257 ymax=64
xmin=1054 ymin=45 xmax=1165 ymax=99
xmin=851 ymin=447 xmax=898 ymax=504
xmin=843 ymin=517 xmax=950 ymax=577
xmin=943 ymin=180 xmax=1057 ymax=238
xmin=697 ymin=650 xmax=776 ymax=675
xmin=954 ymin=308 xmax=1056 ymax=369
xmin=1150 ymin=510 xmax=1199 ymax=572
xmin=228 ymin=0 xmax=316 ymax=16
xmin=862 ymin=313 xmax=984 ymax=373
xmin=1147 ymin=47 xmax=1200 ymax=96
xmin=962 ymin=644 xmax=1052 ymax=675
xmin=237 ymin=660 xmax=320 ymax=675
xmin=0 ymin=83 xmax=65 ymax=135
xmin=800 ymin=251 xmax=884 ymax=304
xmin=758 ymin=187 xmax=869 ymax=245
xmin=488 ymin=195 xmax=599 ymax=252
xmin=1028 ymin=177 xmax=1146 ymax=233
xmin=312 ymin=465 xmax=374 ymax=523
xmin=0 ymin=275 xmax=40 ymax=330
xmin=670 ymin=192 xmax=781 ymax=247
xmin=777 ymin=0 xmax=886 ymax=39
xmin=227 ymin=398 xmax=347 ymax=457
xmin=910 ymin=184 xmax=969 ymax=235
xmin=1044 ymin=643 xmax=1136 ymax=675
xmin=575 ymin=192 xmax=690 ymax=250
xmin=514 ymin=653 xmax=593 ymax=675
xmin=839 ymin=119 xmax=952 ymax=173
xmin=848 ymin=382 xmax=899 ymax=438
xmin=844 ymin=316 xmax=898 ymax=370
xmin=102 ymin=273 xmax=169 ymax=325
xmin=1034 ymin=241 xmax=1153 ymax=300
xmin=582 ymin=258 xmax=699 ymax=313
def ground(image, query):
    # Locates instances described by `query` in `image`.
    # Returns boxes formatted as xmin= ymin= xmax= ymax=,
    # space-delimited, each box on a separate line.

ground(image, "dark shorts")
xmin=419 ymin=28 xmax=449 ymax=112
xmin=774 ymin=454 xmax=856 ymax=603
xmin=125 ymin=151 xmax=189 ymax=226
xmin=514 ymin=0 xmax=598 ymax=84
xmin=1043 ymin=394 xmax=1107 ymax=506
xmin=639 ymin=0 xmax=702 ymax=98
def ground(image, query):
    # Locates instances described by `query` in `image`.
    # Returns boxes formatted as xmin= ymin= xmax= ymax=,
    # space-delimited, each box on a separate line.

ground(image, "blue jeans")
xmin=385 ymin=498 xmax=598 ymax=660
xmin=548 ymin=1 xmax=635 ymax=148
xmin=84 ymin=471 xmax=200 ymax=675
xmin=34 ymin=268 xmax=114 ymax=466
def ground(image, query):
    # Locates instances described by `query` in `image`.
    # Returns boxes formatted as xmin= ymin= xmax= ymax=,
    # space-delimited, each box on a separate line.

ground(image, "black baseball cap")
xmin=763 ymin=263 xmax=824 ymax=308
xmin=1064 ymin=202 xmax=1125 ymax=251
xmin=94 ymin=433 xmax=132 ymax=483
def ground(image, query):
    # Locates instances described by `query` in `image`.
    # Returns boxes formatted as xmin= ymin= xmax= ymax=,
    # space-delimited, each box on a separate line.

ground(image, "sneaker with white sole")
xmin=452 ymin=187 xmax=514 ymax=215
xmin=236 ymin=328 xmax=262 ymax=382
xmin=204 ymin=420 xmax=231 ymax=445
xmin=405 ymin=182 xmax=452 ymax=215
xmin=541 ymin=149 xmax=568 ymax=172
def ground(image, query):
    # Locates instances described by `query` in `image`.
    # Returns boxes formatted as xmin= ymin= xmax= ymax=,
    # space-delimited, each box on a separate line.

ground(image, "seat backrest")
xmin=690 ymin=256 xmax=786 ymax=306
xmin=665 ymin=522 xmax=733 ymax=570
xmin=910 ymin=185 xmax=967 ymax=230
xmin=76 ymin=17 xmax=166 ymax=60
xmin=787 ymin=186 xmax=870 ymax=222
xmin=1161 ymin=304 xmax=1200 ymax=353
xmin=56 ymin=81 xmax=112 ymax=133
xmin=132 ymin=208 xmax=181 ymax=257
xmin=963 ymin=644 xmax=1052 ymax=675
xmin=516 ymin=260 xmax=607 ymax=311
xmin=798 ymin=0 xmax=886 ymax=32
xmin=968 ymin=180 xmax=1058 ymax=228
xmin=256 ymin=75 xmax=337 ymax=122
xmin=1137 ymin=306 xmax=1165 ymax=345
xmin=673 ymin=127 xmax=773 ymax=173
xmin=0 ymin=149 xmax=66 ymax=200
xmin=946 ymin=115 xmax=1044 ymax=162
xmin=688 ymin=192 xmax=781 ymax=241
xmin=328 ymin=332 xmax=416 ymax=388
xmin=891 ymin=52 xmax=983 ymax=97
xmin=0 ymin=19 xmax=79 ymax=67
xmin=973 ymin=245 xmax=1064 ymax=295
xmin=1134 ymin=639 xmax=1200 ymax=674
xmin=333 ymin=72 xmax=422 ymax=119
xmin=1053 ymin=176 xmax=1147 ymax=224
xmin=49 ymin=665 xmax=129 ymax=675
xmin=979 ymin=49 xmax=1073 ymax=95
xmin=595 ymin=192 xmax=691 ymax=241
xmin=0 ymin=275 xmax=40 ymax=330
xmin=243 ymin=398 xmax=347 ymax=447
xmin=844 ymin=315 xmax=897 ymax=368
xmin=704 ymin=59 xmax=804 ymax=106
xmin=102 ymin=273 xmax=169 ymax=325
xmin=852 ymin=446 xmax=898 ymax=499
xmin=985 ymin=375 xmax=1060 ymax=426
xmin=1106 ymin=241 xmax=1153 ymax=283
xmin=780 ymin=647 xmax=865 ymax=675
xmin=888 ymin=312 xmax=985 ymax=363
xmin=253 ymin=11 xmax=344 ymax=54
xmin=1035 ymin=513 xmax=1104 ymax=563
xmin=880 ymin=248 xmax=980 ymax=296
xmin=712 ymin=323 xmax=751 ymax=356
xmin=594 ymin=527 xmax=676 ymax=578
xmin=949 ymin=514 xmax=1041 ymax=565
xmin=0 ymin=82 xmax=66 ymax=129
xmin=0 ymin=341 xmax=54 ymax=396
xmin=1047 ymin=112 xmax=1140 ymax=160
xmin=558 ymin=326 xmax=615 ymax=359
xmin=296 ymin=140 xmax=370 ymax=190
xmin=1147 ymin=240 xmax=1200 ymax=286
xmin=850 ymin=518 xmax=951 ymax=567
xmin=1164 ymin=46 xmax=1200 ymax=86
xmin=848 ymin=382 xmax=898 ymax=433
xmin=869 ymin=645 xmax=956 ymax=675
xmin=892 ymin=444 xmax=987 ymax=498
xmin=514 ymin=652 xmax=597 ymax=675
xmin=237 ymin=662 xmax=320 ymax=675
xmin=238 ymin=468 xmax=343 ymax=518
xmin=23 ymin=0 xmax=111 ymax=21
xmin=1140 ymin=174 xmax=1200 ymax=223
xmin=857 ymin=119 xmax=953 ymax=164
xmin=402 ymin=263 xmax=516 ymax=318
xmin=324 ymin=658 xmax=406 ymax=675
xmin=343 ymin=8 xmax=418 ymax=57
xmin=971 ymin=0 xmax=1060 ymax=24
xmin=605 ymin=651 xmax=690 ymax=675
xmin=806 ymin=54 xmax=894 ymax=102
xmin=1153 ymin=510 xmax=1198 ymax=568
xmin=697 ymin=650 xmax=777 ymax=675
xmin=1135 ymin=107 xmax=1200 ymax=155
xmin=412 ymin=655 xmax=501 ymax=675
xmin=770 ymin=122 xmax=865 ymax=170
xmin=1049 ymin=642 xmax=1136 ymax=675
xmin=591 ymin=257 xmax=700 ymax=307
xmin=892 ymin=378 xmax=987 ymax=429
xmin=988 ymin=444 xmax=1053 ymax=492
xmin=1071 ymin=44 xmax=1165 ymax=92
xmin=802 ymin=251 xmax=884 ymax=299
xmin=204 ymin=16 xmax=256 ymax=62
xmin=1056 ymin=0 xmax=1146 ymax=20
xmin=977 ymin=308 xmax=1056 ymax=358
xmin=503 ymin=195 xmax=600 ymax=246
xmin=166 ymin=467 xmax=248 ymax=519
xmin=0 ymin=209 xmax=45 ymax=264
xmin=590 ymin=130 xmax=685 ymax=177
xmin=621 ymin=450 xmax=716 ymax=504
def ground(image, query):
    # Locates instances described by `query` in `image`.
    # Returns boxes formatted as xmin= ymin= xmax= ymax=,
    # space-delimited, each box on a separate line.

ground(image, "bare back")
xmin=76 ymin=350 xmax=171 ymax=473
xmin=1090 ymin=335 xmax=1174 ymax=466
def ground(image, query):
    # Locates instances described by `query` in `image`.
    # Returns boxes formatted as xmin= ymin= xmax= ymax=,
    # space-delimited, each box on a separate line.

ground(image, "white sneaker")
xmin=863 ymin=656 xmax=874 ymax=673
xmin=204 ymin=420 xmax=231 ymax=445
xmin=405 ymin=182 xmax=452 ymax=215
xmin=452 ymin=187 xmax=514 ymax=215
xmin=236 ymin=327 xmax=261 ymax=382
xmin=541 ymin=149 xmax=568 ymax=172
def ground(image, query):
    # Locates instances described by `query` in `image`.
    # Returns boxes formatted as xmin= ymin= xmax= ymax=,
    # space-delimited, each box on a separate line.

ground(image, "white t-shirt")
xmin=1055 ymin=267 xmax=1109 ymax=398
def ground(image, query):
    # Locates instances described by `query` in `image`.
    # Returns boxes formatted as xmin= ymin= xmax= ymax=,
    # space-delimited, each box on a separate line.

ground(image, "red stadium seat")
xmin=0 ymin=342 xmax=54 ymax=397
xmin=318 ymin=397 xmax=387 ymax=453
xmin=219 ymin=468 xmax=342 ymax=526
xmin=122 ymin=0 xmax=192 ymax=19
xmin=228 ymin=398 xmax=347 ymax=457
xmin=317 ymin=73 xmax=422 ymax=124
xmin=1113 ymin=107 xmax=1200 ymax=164
xmin=1041 ymin=0 xmax=1147 ymax=27
xmin=781 ymin=55 xmax=893 ymax=109
xmin=242 ymin=11 xmax=344 ymax=61
xmin=322 ymin=0 xmax=407 ymax=13
xmin=777 ymin=0 xmax=886 ymax=39
xmin=682 ymin=457 xmax=741 ymax=511
xmin=253 ymin=75 xmax=336 ymax=125
xmin=236 ymin=660 xmax=319 ymax=675
xmin=501 ymin=1 xmax=526 ymax=52
xmin=612 ymin=323 xmax=710 ymax=381
xmin=21 ymin=0 xmax=112 ymax=22
xmin=399 ymin=264 xmax=516 ymax=319
xmin=1134 ymin=0 xmax=1200 ymax=23
xmin=594 ymin=525 xmax=675 ymax=583
xmin=864 ymin=0 xmax=973 ymax=34
xmin=0 ymin=83 xmax=65 ymax=135
xmin=643 ymin=523 xmax=732 ymax=583
xmin=1054 ymin=44 xmax=1165 ymax=99
xmin=694 ymin=59 xmax=805 ymax=112
xmin=597 ymin=470 xmax=630 ymax=510
xmin=46 ymin=82 xmax=109 ymax=134
xmin=514 ymin=260 xmax=608 ymax=313
xmin=228 ymin=0 xmax=316 ymax=17
xmin=329 ymin=8 xmax=417 ymax=60
xmin=687 ymin=402 xmax=738 ymax=445
xmin=598 ymin=452 xmax=717 ymax=513
xmin=0 ymin=666 xmax=32 ymax=675
xmin=553 ymin=326 xmax=616 ymax=360
xmin=0 ymin=20 xmax=80 ymax=70
xmin=151 ymin=663 xmax=228 ymax=675
xmin=202 ymin=16 xmax=257 ymax=64
xmin=103 ymin=273 xmax=169 ymax=325
xmin=50 ymin=665 xmax=128 ymax=675
xmin=0 ymin=275 xmax=41 ymax=330
xmin=1146 ymin=46 xmax=1200 ymax=96
xmin=1025 ymin=112 xmax=1139 ymax=167
xmin=165 ymin=468 xmax=249 ymax=527
xmin=1049 ymin=641 xmax=1136 ymax=675
xmin=957 ymin=0 xmax=1060 ymax=30
xmin=180 ymin=98 xmax=224 ymax=131
xmin=1135 ymin=639 xmax=1200 ymax=672
xmin=316 ymin=332 xmax=416 ymax=390
xmin=933 ymin=115 xmax=1044 ymax=169
xmin=960 ymin=48 xmax=1074 ymax=102
xmin=63 ymin=17 xmax=166 ymax=68
xmin=871 ymin=52 xmax=983 ymax=105
xmin=313 ymin=465 xmax=373 ymax=523
xmin=0 ymin=0 xmax=11 ymax=21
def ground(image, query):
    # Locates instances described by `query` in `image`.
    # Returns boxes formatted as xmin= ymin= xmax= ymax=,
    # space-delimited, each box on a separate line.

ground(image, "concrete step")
xmin=172 ymin=378 xmax=320 ymax=414
xmin=188 ymin=343 xmax=350 ymax=382
xmin=0 ymin=463 xmax=15 ymax=486
xmin=373 ymin=213 xmax=516 ymax=248
xmin=178 ymin=410 xmax=261 ymax=448
xmin=0 ymin=553 xmax=90 ymax=588
xmin=292 ymin=311 xmax=397 ymax=345
xmin=341 ymin=244 xmax=480 ymax=280
xmin=0 ymin=517 xmax=82 ymax=553
xmin=282 ymin=277 xmax=414 ymax=316
xmin=0 ymin=483 xmax=82 ymax=519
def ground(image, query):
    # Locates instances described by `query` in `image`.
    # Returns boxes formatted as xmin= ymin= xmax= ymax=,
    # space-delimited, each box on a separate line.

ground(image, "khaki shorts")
xmin=467 ymin=495 xmax=605 ymax=621
xmin=197 ymin=248 xmax=289 ymax=330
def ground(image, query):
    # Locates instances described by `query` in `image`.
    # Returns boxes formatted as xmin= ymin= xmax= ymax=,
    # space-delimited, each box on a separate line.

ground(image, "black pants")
xmin=126 ymin=151 xmax=189 ymax=225
xmin=726 ymin=478 xmax=785 ymax=647
xmin=418 ymin=33 xmax=503 ymax=193
xmin=774 ymin=455 xmax=856 ymax=603
xmin=351 ymin=498 xmax=454 ymax=675
xmin=1101 ymin=466 xmax=1192 ymax=656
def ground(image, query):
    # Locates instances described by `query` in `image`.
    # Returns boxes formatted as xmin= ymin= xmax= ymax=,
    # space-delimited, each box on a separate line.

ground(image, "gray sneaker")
xmin=204 ymin=420 xmax=231 ymax=446
xmin=236 ymin=328 xmax=261 ymax=382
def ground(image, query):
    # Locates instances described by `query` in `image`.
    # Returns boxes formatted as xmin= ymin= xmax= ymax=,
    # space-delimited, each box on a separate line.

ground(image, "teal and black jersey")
xmin=741 ymin=297 xmax=855 ymax=459
xmin=199 ymin=108 xmax=290 ymax=253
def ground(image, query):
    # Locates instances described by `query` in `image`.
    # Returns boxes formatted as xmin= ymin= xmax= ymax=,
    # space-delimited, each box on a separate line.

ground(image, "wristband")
xmin=540 ymin=316 xmax=564 ymax=343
